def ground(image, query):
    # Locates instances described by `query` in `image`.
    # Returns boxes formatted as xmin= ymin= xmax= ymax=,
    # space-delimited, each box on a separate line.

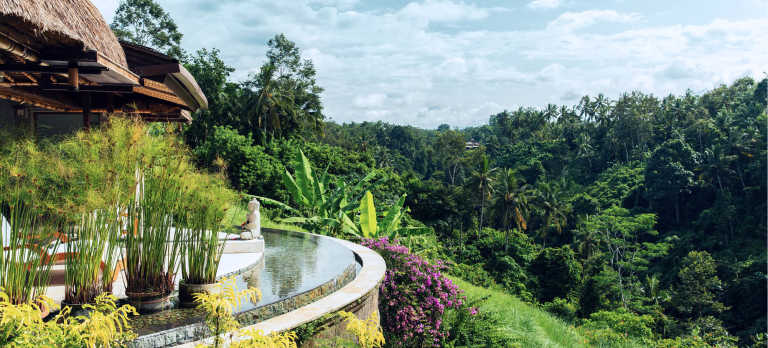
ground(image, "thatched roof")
xmin=0 ymin=0 xmax=127 ymax=67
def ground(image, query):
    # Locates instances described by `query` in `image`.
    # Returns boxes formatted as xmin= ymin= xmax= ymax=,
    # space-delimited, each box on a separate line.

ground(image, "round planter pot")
xmin=178 ymin=282 xmax=220 ymax=308
xmin=126 ymin=291 xmax=173 ymax=314
xmin=36 ymin=299 xmax=51 ymax=319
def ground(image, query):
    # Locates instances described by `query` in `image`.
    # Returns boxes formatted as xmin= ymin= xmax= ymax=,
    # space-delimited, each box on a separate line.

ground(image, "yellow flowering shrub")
xmin=230 ymin=329 xmax=298 ymax=348
xmin=338 ymin=311 xmax=385 ymax=348
xmin=193 ymin=277 xmax=262 ymax=348
xmin=0 ymin=289 xmax=138 ymax=347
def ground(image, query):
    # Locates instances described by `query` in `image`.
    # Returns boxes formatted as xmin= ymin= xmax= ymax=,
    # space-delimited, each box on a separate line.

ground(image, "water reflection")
xmin=238 ymin=230 xmax=354 ymax=310
xmin=130 ymin=230 xmax=356 ymax=335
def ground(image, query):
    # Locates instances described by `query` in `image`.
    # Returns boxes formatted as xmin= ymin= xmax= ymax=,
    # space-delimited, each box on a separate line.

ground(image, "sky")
xmin=92 ymin=0 xmax=768 ymax=128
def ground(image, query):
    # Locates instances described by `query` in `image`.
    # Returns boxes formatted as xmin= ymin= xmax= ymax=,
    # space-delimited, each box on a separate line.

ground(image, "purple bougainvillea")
xmin=362 ymin=237 xmax=475 ymax=347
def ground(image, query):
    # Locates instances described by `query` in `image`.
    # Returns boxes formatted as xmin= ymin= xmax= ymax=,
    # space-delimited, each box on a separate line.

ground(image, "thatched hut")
xmin=0 ymin=0 xmax=207 ymax=135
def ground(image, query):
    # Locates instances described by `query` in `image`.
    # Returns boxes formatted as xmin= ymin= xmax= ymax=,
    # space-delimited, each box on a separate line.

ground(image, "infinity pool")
xmin=129 ymin=229 xmax=358 ymax=340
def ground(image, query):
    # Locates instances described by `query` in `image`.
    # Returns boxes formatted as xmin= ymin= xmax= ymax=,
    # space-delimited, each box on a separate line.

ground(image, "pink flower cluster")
xmin=362 ymin=237 xmax=474 ymax=347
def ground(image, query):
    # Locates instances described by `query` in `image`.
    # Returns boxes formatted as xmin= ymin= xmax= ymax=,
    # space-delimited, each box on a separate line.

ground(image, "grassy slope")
xmin=450 ymin=277 xmax=590 ymax=348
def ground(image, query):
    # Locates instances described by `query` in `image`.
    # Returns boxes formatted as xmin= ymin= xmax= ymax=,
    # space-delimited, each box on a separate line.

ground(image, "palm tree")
xmin=469 ymin=155 xmax=497 ymax=232
xmin=491 ymin=169 xmax=531 ymax=251
xmin=241 ymin=63 xmax=324 ymax=145
xmin=535 ymin=180 xmax=569 ymax=245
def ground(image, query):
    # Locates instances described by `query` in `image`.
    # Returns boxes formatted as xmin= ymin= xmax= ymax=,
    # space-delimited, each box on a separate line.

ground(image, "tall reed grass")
xmin=122 ymin=169 xmax=184 ymax=297
xmin=0 ymin=200 xmax=58 ymax=304
xmin=64 ymin=209 xmax=121 ymax=305
xmin=180 ymin=207 xmax=226 ymax=285
xmin=0 ymin=118 xmax=237 ymax=301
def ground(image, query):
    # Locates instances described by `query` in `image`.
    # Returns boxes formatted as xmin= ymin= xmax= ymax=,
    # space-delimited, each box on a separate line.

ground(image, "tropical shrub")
xmin=193 ymin=126 xmax=285 ymax=198
xmin=448 ymin=263 xmax=496 ymax=288
xmin=0 ymin=291 xmax=137 ymax=347
xmin=581 ymin=308 xmax=655 ymax=340
xmin=193 ymin=277 xmax=299 ymax=348
xmin=337 ymin=311 xmax=386 ymax=348
xmin=343 ymin=191 xmax=429 ymax=239
xmin=258 ymin=150 xmax=376 ymax=236
xmin=542 ymin=297 xmax=579 ymax=323
xmin=529 ymin=245 xmax=582 ymax=303
xmin=442 ymin=295 xmax=515 ymax=347
xmin=361 ymin=237 xmax=471 ymax=347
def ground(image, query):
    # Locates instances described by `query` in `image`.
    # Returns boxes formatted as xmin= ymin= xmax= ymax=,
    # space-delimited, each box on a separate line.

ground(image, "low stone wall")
xmin=297 ymin=279 xmax=381 ymax=347
xmin=236 ymin=264 xmax=357 ymax=327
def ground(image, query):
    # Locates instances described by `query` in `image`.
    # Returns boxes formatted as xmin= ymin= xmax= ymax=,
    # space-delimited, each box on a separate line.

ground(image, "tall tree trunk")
xmin=479 ymin=187 xmax=485 ymax=234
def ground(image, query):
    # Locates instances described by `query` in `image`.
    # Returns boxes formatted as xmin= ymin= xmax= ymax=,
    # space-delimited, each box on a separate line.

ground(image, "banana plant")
xmin=342 ymin=191 xmax=430 ymax=239
xmin=256 ymin=150 xmax=376 ymax=236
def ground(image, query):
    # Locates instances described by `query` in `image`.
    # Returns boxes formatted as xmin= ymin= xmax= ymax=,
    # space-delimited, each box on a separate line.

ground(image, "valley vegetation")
xmin=111 ymin=1 xmax=767 ymax=346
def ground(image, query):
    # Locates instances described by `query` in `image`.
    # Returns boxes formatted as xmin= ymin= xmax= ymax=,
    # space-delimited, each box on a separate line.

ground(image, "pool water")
xmin=239 ymin=229 xmax=356 ymax=310
xmin=129 ymin=229 xmax=357 ymax=337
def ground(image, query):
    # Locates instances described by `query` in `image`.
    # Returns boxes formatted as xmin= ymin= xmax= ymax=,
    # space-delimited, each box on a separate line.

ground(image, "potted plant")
xmin=62 ymin=209 xmax=121 ymax=313
xmin=121 ymin=170 xmax=183 ymax=313
xmin=179 ymin=185 xmax=226 ymax=307
xmin=178 ymin=208 xmax=226 ymax=307
xmin=0 ymin=200 xmax=58 ymax=317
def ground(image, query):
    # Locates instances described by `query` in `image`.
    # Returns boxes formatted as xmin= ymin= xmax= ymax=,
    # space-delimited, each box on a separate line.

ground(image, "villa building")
xmin=465 ymin=140 xmax=481 ymax=149
xmin=0 ymin=0 xmax=207 ymax=137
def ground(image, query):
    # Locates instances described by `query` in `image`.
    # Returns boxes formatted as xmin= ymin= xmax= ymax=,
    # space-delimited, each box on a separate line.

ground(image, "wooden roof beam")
xmin=21 ymin=72 xmax=36 ymax=83
xmin=0 ymin=63 xmax=106 ymax=74
xmin=0 ymin=33 xmax=39 ymax=63
xmin=40 ymin=49 xmax=98 ymax=63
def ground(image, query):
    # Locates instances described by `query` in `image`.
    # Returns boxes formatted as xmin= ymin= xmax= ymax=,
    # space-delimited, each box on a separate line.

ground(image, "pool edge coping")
xmin=173 ymin=229 xmax=385 ymax=347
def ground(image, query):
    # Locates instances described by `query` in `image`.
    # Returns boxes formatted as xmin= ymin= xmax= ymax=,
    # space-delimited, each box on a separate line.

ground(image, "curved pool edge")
xmin=173 ymin=229 xmax=385 ymax=347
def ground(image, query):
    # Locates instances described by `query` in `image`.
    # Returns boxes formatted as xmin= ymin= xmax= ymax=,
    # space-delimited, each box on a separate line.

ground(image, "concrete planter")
xmin=178 ymin=281 xmax=220 ymax=308
xmin=126 ymin=291 xmax=173 ymax=313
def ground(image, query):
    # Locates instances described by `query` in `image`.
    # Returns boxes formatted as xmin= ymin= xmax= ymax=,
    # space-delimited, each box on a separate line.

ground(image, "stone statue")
xmin=241 ymin=198 xmax=262 ymax=240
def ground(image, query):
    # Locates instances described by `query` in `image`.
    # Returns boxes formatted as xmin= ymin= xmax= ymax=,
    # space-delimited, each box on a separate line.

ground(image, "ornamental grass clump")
xmin=180 ymin=184 xmax=228 ymax=286
xmin=0 ymin=200 xmax=58 ymax=305
xmin=122 ymin=169 xmax=184 ymax=301
xmin=64 ymin=209 xmax=121 ymax=305
xmin=361 ymin=237 xmax=473 ymax=347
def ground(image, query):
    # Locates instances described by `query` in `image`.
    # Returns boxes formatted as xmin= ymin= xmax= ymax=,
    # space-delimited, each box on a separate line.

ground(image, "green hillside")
xmin=450 ymin=277 xmax=643 ymax=348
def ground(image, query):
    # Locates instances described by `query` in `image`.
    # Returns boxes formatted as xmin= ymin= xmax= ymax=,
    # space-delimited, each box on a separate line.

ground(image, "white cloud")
xmin=308 ymin=0 xmax=359 ymax=10
xmin=546 ymin=10 xmax=642 ymax=31
xmin=527 ymin=0 xmax=561 ymax=10
xmin=398 ymin=0 xmax=490 ymax=25
xmin=89 ymin=0 xmax=768 ymax=128
xmin=354 ymin=93 xmax=387 ymax=108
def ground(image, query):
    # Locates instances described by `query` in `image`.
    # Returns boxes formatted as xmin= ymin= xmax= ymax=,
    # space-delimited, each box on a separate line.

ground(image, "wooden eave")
xmin=120 ymin=42 xmax=207 ymax=111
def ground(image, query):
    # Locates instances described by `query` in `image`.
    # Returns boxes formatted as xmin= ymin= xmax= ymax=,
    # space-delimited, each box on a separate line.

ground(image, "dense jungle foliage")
xmin=109 ymin=2 xmax=767 ymax=345
xmin=180 ymin=34 xmax=766 ymax=345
